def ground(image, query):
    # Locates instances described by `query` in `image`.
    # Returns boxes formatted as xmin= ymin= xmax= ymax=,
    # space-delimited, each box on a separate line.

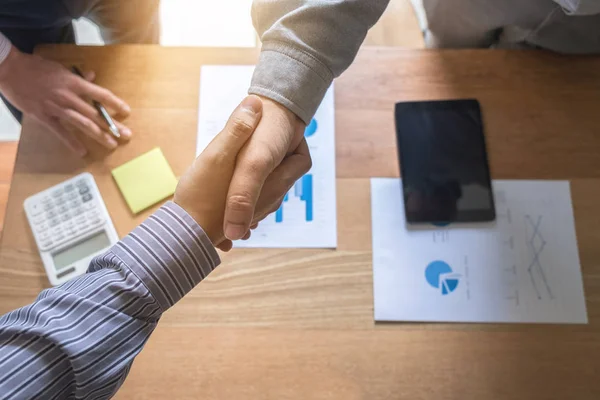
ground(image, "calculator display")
xmin=52 ymin=231 xmax=111 ymax=270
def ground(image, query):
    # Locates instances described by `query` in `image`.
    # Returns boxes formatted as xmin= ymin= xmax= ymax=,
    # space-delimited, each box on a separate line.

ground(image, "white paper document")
xmin=197 ymin=66 xmax=337 ymax=248
xmin=371 ymin=178 xmax=587 ymax=324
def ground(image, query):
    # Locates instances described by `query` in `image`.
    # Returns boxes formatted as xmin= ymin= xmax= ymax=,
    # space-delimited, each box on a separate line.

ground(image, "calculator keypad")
xmin=26 ymin=177 xmax=106 ymax=251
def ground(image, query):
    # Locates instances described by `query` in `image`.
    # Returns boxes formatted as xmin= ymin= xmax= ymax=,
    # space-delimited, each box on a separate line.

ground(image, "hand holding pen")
xmin=0 ymin=46 xmax=133 ymax=156
xmin=71 ymin=66 xmax=132 ymax=148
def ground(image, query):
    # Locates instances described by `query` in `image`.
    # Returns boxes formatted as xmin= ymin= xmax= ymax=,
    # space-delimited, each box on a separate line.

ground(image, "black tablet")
xmin=395 ymin=99 xmax=495 ymax=224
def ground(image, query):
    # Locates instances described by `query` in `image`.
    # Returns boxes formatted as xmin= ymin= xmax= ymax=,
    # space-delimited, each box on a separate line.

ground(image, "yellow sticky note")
xmin=112 ymin=148 xmax=178 ymax=214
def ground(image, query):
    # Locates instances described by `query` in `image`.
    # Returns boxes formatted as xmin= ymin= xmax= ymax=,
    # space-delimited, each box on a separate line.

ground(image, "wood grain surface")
xmin=1 ymin=46 xmax=600 ymax=399
xmin=0 ymin=142 xmax=17 ymax=236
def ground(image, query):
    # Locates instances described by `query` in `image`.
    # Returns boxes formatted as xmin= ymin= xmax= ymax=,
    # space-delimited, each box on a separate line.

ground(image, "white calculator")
xmin=24 ymin=173 xmax=119 ymax=286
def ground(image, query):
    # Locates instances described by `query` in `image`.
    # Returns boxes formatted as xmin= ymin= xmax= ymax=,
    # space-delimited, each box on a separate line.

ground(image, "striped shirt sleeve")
xmin=0 ymin=32 xmax=11 ymax=65
xmin=0 ymin=201 xmax=220 ymax=400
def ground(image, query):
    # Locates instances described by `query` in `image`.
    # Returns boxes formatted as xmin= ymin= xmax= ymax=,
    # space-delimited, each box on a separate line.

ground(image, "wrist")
xmin=172 ymin=199 xmax=223 ymax=246
xmin=257 ymin=95 xmax=303 ymax=126
xmin=256 ymin=95 xmax=306 ymax=147
xmin=188 ymin=212 xmax=223 ymax=245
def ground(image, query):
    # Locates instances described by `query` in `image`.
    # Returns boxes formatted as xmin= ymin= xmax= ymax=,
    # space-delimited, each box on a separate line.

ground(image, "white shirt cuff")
xmin=0 ymin=32 xmax=12 ymax=65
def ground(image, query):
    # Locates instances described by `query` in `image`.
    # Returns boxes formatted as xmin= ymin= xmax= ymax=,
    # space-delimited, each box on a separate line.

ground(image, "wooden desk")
xmin=1 ymin=46 xmax=600 ymax=399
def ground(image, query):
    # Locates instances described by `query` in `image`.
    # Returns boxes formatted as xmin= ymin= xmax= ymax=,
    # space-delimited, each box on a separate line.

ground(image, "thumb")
xmin=209 ymin=95 xmax=263 ymax=155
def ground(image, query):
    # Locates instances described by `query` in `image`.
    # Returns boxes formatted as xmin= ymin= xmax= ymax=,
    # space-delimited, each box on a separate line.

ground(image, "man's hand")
xmin=0 ymin=46 xmax=132 ymax=156
xmin=223 ymin=96 xmax=311 ymax=240
xmin=175 ymin=95 xmax=310 ymax=252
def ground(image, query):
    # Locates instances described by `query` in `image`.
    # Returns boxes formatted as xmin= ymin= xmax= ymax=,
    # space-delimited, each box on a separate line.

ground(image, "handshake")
xmin=0 ymin=53 xmax=310 ymax=246
xmin=174 ymin=95 xmax=311 ymax=251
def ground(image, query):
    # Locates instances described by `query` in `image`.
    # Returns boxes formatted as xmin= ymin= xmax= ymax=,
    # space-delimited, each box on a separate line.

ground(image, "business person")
xmin=221 ymin=0 xmax=600 ymax=241
xmin=0 ymin=0 xmax=160 ymax=156
xmin=0 ymin=96 xmax=311 ymax=399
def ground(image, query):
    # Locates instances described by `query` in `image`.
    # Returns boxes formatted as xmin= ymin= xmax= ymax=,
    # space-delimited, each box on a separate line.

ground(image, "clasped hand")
xmin=174 ymin=95 xmax=311 ymax=250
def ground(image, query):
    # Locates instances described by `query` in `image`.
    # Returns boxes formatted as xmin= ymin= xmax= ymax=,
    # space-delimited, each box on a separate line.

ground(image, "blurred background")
xmin=0 ymin=0 xmax=425 ymax=228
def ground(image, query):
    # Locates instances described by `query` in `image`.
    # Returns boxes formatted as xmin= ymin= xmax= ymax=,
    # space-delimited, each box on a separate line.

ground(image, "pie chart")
xmin=425 ymin=260 xmax=460 ymax=295
xmin=305 ymin=118 xmax=318 ymax=137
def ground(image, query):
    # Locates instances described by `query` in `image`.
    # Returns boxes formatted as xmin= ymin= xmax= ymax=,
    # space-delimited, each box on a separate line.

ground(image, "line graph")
xmin=525 ymin=215 xmax=554 ymax=300
xmin=503 ymin=264 xmax=519 ymax=306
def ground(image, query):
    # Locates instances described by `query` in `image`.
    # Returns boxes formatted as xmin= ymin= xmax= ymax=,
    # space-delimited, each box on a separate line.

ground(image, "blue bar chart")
xmin=275 ymin=174 xmax=313 ymax=223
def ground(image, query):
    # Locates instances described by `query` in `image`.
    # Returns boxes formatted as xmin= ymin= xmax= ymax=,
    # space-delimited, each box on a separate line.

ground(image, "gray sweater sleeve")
xmin=248 ymin=0 xmax=390 ymax=124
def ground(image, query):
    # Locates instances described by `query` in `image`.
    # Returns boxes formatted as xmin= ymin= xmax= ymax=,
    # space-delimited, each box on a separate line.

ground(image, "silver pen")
xmin=71 ymin=66 xmax=121 ymax=139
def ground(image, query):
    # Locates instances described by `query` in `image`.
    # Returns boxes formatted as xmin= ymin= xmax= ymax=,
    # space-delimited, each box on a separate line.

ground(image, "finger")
xmin=293 ymin=136 xmax=311 ymax=158
xmin=250 ymin=223 xmax=258 ymax=230
xmin=241 ymin=231 xmax=251 ymax=240
xmin=206 ymin=95 xmax=263 ymax=158
xmin=44 ymin=116 xmax=87 ymax=157
xmin=216 ymin=240 xmax=233 ymax=252
xmin=60 ymin=108 xmax=118 ymax=149
xmin=60 ymin=93 xmax=133 ymax=141
xmin=267 ymin=196 xmax=286 ymax=217
xmin=255 ymin=193 xmax=286 ymax=224
xmin=254 ymin=194 xmax=285 ymax=225
xmin=288 ymin=120 xmax=307 ymax=156
xmin=114 ymin=120 xmax=133 ymax=140
xmin=78 ymin=80 xmax=131 ymax=118
xmin=254 ymin=139 xmax=312 ymax=221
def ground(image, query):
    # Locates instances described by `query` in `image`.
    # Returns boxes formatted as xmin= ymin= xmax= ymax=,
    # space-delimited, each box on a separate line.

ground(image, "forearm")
xmin=0 ymin=202 xmax=219 ymax=399
xmin=249 ymin=0 xmax=390 ymax=123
